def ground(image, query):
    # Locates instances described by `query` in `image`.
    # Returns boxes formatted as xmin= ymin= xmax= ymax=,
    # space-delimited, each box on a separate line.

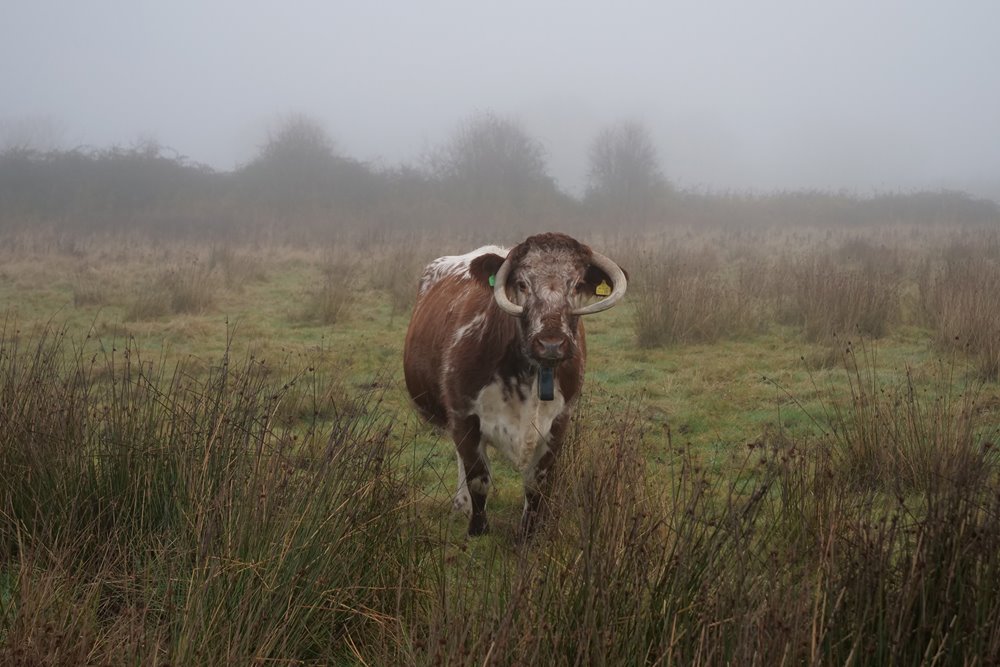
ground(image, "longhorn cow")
xmin=403 ymin=233 xmax=627 ymax=537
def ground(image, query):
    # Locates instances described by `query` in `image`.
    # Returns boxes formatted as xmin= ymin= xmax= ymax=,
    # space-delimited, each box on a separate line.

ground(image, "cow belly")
xmin=470 ymin=379 xmax=566 ymax=471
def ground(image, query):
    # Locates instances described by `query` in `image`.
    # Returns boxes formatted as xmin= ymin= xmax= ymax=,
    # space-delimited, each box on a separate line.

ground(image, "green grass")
xmin=2 ymin=237 xmax=997 ymax=481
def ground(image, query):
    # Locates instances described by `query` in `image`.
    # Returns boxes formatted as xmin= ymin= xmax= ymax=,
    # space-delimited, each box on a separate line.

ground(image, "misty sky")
xmin=3 ymin=1 xmax=999 ymax=198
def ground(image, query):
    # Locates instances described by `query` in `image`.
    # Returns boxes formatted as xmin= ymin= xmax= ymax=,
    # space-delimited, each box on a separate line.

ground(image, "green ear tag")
xmin=488 ymin=274 xmax=496 ymax=287
xmin=595 ymin=280 xmax=612 ymax=297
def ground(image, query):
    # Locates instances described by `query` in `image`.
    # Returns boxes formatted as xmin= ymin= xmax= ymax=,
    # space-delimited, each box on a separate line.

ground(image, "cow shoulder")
xmin=419 ymin=245 xmax=507 ymax=296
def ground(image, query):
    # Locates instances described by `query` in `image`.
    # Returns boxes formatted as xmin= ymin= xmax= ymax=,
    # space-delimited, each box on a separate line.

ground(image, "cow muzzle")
xmin=531 ymin=335 xmax=570 ymax=365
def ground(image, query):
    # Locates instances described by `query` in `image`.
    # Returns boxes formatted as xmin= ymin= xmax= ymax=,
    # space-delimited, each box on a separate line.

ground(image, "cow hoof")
xmin=453 ymin=491 xmax=473 ymax=518
xmin=468 ymin=515 xmax=489 ymax=536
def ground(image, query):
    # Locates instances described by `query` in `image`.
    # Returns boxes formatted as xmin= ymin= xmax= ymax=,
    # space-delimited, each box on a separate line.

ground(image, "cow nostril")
xmin=536 ymin=337 xmax=568 ymax=359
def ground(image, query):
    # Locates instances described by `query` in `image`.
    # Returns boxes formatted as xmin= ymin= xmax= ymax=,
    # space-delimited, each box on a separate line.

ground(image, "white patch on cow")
xmin=522 ymin=443 xmax=551 ymax=493
xmin=469 ymin=375 xmax=566 ymax=472
xmin=451 ymin=312 xmax=486 ymax=346
xmin=521 ymin=442 xmax=552 ymax=519
xmin=419 ymin=245 xmax=508 ymax=294
xmin=468 ymin=476 xmax=490 ymax=494
xmin=441 ymin=308 xmax=486 ymax=395
xmin=454 ymin=444 xmax=491 ymax=516
xmin=453 ymin=454 xmax=472 ymax=517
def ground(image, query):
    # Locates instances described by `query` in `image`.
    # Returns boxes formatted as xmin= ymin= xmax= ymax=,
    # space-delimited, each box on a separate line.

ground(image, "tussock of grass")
xmin=71 ymin=268 xmax=111 ymax=307
xmin=629 ymin=239 xmax=902 ymax=349
xmin=371 ymin=366 xmax=1000 ymax=664
xmin=0 ymin=325 xmax=421 ymax=664
xmin=1 ymin=325 xmax=999 ymax=663
xmin=776 ymin=255 xmax=899 ymax=342
xmin=368 ymin=245 xmax=427 ymax=318
xmin=632 ymin=249 xmax=763 ymax=347
xmin=125 ymin=263 xmax=215 ymax=320
xmin=822 ymin=339 xmax=996 ymax=491
xmin=920 ymin=255 xmax=1000 ymax=380
xmin=294 ymin=256 xmax=356 ymax=326
xmin=208 ymin=244 xmax=269 ymax=290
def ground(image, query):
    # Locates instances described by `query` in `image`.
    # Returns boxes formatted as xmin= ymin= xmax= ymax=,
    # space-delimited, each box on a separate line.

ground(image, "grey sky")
xmin=3 ymin=1 xmax=999 ymax=198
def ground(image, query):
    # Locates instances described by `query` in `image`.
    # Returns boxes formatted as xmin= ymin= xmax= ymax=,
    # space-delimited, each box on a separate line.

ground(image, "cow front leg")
xmin=519 ymin=415 xmax=568 ymax=540
xmin=453 ymin=417 xmax=491 ymax=536
xmin=453 ymin=453 xmax=473 ymax=518
xmin=519 ymin=447 xmax=556 ymax=540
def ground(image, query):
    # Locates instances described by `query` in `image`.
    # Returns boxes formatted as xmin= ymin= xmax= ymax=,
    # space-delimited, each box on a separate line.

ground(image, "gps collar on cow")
xmin=538 ymin=366 xmax=554 ymax=401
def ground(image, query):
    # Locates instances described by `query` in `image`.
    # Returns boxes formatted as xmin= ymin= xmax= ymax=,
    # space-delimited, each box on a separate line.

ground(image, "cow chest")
xmin=468 ymin=375 xmax=567 ymax=471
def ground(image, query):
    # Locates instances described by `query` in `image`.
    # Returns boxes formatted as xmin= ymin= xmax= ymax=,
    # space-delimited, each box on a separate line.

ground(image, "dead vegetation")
xmin=919 ymin=252 xmax=1000 ymax=380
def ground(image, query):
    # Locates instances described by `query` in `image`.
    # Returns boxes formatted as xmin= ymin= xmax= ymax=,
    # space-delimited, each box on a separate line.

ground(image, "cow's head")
xmin=469 ymin=233 xmax=627 ymax=366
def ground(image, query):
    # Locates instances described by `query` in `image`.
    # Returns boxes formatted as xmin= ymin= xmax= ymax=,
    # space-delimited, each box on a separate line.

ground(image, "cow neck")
xmin=491 ymin=304 xmax=536 ymax=395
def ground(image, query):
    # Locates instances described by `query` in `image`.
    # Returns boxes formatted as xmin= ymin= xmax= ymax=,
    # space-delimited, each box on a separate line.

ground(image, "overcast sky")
xmin=3 ymin=1 xmax=999 ymax=198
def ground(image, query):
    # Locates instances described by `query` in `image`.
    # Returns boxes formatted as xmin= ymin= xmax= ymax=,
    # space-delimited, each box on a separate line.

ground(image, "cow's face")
xmin=470 ymin=233 xmax=623 ymax=367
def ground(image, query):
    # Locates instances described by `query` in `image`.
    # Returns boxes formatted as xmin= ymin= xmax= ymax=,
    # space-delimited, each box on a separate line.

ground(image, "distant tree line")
xmin=1 ymin=111 xmax=997 ymax=239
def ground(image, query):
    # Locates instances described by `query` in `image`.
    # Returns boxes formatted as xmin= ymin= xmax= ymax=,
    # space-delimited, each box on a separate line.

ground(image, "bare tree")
xmin=257 ymin=114 xmax=338 ymax=167
xmin=585 ymin=121 xmax=669 ymax=224
xmin=240 ymin=114 xmax=375 ymax=212
xmin=431 ymin=111 xmax=560 ymax=223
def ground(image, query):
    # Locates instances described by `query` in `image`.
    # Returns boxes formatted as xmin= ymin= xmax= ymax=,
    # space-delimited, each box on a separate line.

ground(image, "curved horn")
xmin=572 ymin=251 xmax=628 ymax=315
xmin=492 ymin=254 xmax=524 ymax=316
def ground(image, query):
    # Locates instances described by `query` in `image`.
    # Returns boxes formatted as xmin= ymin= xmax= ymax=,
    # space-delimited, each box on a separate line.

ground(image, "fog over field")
xmin=2 ymin=1 xmax=999 ymax=199
xmin=7 ymin=4 xmax=1000 ymax=665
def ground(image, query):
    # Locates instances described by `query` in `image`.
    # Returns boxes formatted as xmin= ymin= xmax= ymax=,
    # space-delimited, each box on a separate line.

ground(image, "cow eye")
xmin=516 ymin=279 xmax=529 ymax=293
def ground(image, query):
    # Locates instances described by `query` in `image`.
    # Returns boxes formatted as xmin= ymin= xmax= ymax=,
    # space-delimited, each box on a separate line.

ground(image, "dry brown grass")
xmin=293 ymin=253 xmax=357 ymax=326
xmin=824 ymin=339 xmax=994 ymax=491
xmin=125 ymin=262 xmax=216 ymax=320
xmin=0 ymin=327 xmax=420 ymax=665
xmin=773 ymin=254 xmax=900 ymax=342
xmin=376 ymin=375 xmax=1000 ymax=665
xmin=3 ymin=224 xmax=1000 ymax=664
xmin=627 ymin=230 xmax=906 ymax=348
xmin=367 ymin=244 xmax=429 ymax=318
xmin=71 ymin=267 xmax=112 ymax=307
xmin=631 ymin=247 xmax=766 ymax=346
xmin=920 ymin=254 xmax=1000 ymax=379
xmin=208 ymin=243 xmax=269 ymax=290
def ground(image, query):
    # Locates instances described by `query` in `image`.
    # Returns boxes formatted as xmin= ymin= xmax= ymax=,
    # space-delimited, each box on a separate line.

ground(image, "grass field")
xmin=2 ymin=223 xmax=1000 ymax=664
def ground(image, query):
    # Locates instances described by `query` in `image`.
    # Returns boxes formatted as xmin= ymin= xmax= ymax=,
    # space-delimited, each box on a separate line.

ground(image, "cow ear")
xmin=583 ymin=263 xmax=629 ymax=294
xmin=469 ymin=253 xmax=506 ymax=288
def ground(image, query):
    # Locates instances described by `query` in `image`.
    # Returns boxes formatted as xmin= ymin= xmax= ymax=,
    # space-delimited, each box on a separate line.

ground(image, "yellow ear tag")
xmin=595 ymin=280 xmax=612 ymax=297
